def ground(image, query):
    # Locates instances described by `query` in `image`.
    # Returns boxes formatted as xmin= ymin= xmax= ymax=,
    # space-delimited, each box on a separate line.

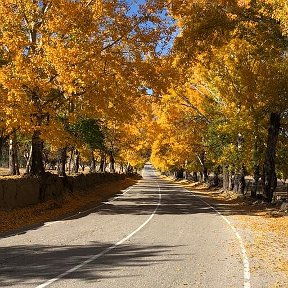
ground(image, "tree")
xmin=0 ymin=0 xmax=173 ymax=175
xmin=69 ymin=118 xmax=105 ymax=172
xmin=167 ymin=0 xmax=288 ymax=199
xmin=118 ymin=96 xmax=156 ymax=172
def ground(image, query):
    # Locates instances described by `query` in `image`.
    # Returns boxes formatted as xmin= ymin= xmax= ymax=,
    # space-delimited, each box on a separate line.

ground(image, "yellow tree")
xmin=169 ymin=0 xmax=288 ymax=199
xmin=98 ymin=94 xmax=156 ymax=173
xmin=0 ymin=0 xmax=173 ymax=175
xmin=151 ymin=84 xmax=211 ymax=179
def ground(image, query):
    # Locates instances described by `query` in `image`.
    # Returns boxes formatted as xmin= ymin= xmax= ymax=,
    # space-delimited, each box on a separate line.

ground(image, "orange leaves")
xmin=0 ymin=1 xmax=173 ymax=160
xmin=150 ymin=81 xmax=209 ymax=171
xmin=149 ymin=0 xmax=288 ymax=174
xmin=115 ymin=96 xmax=156 ymax=166
xmin=3 ymin=2 xmax=156 ymax=174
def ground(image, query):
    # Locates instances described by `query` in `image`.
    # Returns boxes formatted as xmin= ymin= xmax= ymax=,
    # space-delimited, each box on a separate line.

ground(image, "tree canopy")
xmin=0 ymin=0 xmax=287 ymax=201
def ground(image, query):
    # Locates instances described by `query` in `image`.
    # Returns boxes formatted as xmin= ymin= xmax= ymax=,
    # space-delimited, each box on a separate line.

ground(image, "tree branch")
xmin=176 ymin=92 xmax=211 ymax=124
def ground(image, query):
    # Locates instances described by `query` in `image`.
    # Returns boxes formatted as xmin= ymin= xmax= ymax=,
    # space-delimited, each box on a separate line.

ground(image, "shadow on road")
xmin=0 ymin=177 xmax=265 ymax=241
xmin=0 ymin=242 xmax=182 ymax=286
xmin=92 ymin=181 xmax=262 ymax=217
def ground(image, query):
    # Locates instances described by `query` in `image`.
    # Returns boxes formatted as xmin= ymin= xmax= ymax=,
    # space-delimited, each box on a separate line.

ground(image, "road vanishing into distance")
xmin=0 ymin=164 xmax=251 ymax=288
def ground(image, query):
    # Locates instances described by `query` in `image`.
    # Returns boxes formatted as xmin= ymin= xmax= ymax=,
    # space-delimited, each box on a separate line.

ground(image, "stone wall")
xmin=0 ymin=173 xmax=126 ymax=210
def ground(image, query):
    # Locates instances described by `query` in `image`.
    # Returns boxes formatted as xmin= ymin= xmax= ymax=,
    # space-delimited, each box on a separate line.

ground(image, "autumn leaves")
xmin=0 ymin=0 xmax=169 ymax=175
xmin=150 ymin=1 xmax=288 ymax=201
xmin=0 ymin=0 xmax=287 ymax=203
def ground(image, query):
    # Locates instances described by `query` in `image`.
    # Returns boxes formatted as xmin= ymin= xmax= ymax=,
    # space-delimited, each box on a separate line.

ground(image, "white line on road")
xmin=191 ymin=193 xmax=251 ymax=288
xmin=36 ymin=182 xmax=161 ymax=288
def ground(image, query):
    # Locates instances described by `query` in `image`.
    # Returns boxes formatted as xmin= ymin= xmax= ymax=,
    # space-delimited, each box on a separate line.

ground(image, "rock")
xmin=279 ymin=202 xmax=288 ymax=212
xmin=270 ymin=211 xmax=284 ymax=218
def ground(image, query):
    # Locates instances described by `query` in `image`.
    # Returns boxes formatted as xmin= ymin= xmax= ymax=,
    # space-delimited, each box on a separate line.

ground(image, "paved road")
xmin=0 ymin=164 xmax=249 ymax=288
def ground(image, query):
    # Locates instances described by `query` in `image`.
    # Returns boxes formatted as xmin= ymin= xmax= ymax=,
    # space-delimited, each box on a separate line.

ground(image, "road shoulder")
xmin=0 ymin=176 xmax=140 ymax=236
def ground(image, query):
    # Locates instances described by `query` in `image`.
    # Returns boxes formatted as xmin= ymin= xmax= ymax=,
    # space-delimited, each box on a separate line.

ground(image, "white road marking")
xmin=190 ymin=192 xmax=251 ymax=288
xmin=36 ymin=182 xmax=161 ymax=288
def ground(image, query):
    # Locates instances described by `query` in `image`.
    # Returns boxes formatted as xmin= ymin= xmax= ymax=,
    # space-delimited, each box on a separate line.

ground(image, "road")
xmin=0 ymin=164 xmax=250 ymax=288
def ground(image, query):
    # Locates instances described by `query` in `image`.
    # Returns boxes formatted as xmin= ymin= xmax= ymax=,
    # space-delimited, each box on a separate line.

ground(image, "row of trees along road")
xmin=0 ymin=1 xmax=287 ymax=202
xmin=0 ymin=0 xmax=173 ymax=176
xmin=149 ymin=0 xmax=288 ymax=202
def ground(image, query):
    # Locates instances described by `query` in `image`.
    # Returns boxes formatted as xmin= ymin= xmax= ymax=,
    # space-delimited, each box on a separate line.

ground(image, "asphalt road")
xmin=0 ymin=164 xmax=250 ymax=288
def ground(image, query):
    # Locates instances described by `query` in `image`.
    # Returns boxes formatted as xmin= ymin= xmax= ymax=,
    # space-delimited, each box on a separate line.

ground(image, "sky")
xmin=125 ymin=0 xmax=177 ymax=55
xmin=126 ymin=0 xmax=147 ymax=15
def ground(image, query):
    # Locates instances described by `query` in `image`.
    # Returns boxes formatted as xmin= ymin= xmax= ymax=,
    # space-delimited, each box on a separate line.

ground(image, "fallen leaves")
xmin=0 ymin=176 xmax=139 ymax=235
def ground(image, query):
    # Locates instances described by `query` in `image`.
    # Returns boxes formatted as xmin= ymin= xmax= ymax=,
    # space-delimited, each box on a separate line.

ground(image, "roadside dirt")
xmin=0 ymin=176 xmax=140 ymax=235
xmin=164 ymin=177 xmax=288 ymax=288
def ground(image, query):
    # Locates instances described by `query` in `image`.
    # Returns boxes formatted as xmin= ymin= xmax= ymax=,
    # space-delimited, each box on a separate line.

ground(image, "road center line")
xmin=35 ymin=181 xmax=161 ymax=288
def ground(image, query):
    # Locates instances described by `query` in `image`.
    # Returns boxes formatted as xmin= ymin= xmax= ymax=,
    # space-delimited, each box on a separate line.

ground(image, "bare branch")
xmin=101 ymin=16 xmax=147 ymax=52
xmin=48 ymin=74 xmax=59 ymax=83
xmin=189 ymin=83 xmax=218 ymax=103
xmin=176 ymin=92 xmax=211 ymax=124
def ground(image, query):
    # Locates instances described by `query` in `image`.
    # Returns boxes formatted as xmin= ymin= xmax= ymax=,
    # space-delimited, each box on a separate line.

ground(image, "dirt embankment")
xmin=0 ymin=174 xmax=140 ymax=235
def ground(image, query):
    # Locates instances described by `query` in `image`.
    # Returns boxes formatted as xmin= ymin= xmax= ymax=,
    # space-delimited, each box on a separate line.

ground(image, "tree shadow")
xmin=92 ymin=181 xmax=254 ymax=217
xmin=181 ymin=187 xmax=276 ymax=216
xmin=0 ymin=242 xmax=182 ymax=286
xmin=0 ymin=175 xmax=267 ymax=240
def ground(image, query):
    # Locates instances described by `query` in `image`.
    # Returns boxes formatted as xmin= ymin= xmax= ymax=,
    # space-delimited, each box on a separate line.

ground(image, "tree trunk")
xmin=126 ymin=162 xmax=133 ymax=174
xmin=199 ymin=171 xmax=203 ymax=182
xmin=238 ymin=166 xmax=246 ymax=194
xmin=212 ymin=166 xmax=220 ymax=187
xmin=251 ymin=133 xmax=261 ymax=198
xmin=223 ymin=165 xmax=229 ymax=191
xmin=263 ymin=112 xmax=281 ymax=202
xmin=251 ymin=165 xmax=260 ymax=198
xmin=119 ymin=162 xmax=124 ymax=173
xmin=68 ymin=150 xmax=73 ymax=174
xmin=90 ymin=150 xmax=96 ymax=172
xmin=109 ymin=151 xmax=115 ymax=173
xmin=192 ymin=172 xmax=198 ymax=182
xmin=30 ymin=130 xmax=45 ymax=176
xmin=203 ymin=166 xmax=208 ymax=182
xmin=9 ymin=136 xmax=16 ymax=175
xmin=0 ymin=132 xmax=11 ymax=164
xmin=25 ymin=145 xmax=32 ymax=174
xmin=73 ymin=149 xmax=80 ymax=173
xmin=212 ymin=173 xmax=219 ymax=187
xmin=198 ymin=151 xmax=208 ymax=182
xmin=0 ymin=137 xmax=5 ymax=163
xmin=14 ymin=136 xmax=20 ymax=175
xmin=99 ymin=152 xmax=106 ymax=172
xmin=57 ymin=147 xmax=67 ymax=177
xmin=175 ymin=168 xmax=184 ymax=179
xmin=233 ymin=167 xmax=246 ymax=194
xmin=228 ymin=170 xmax=234 ymax=191
xmin=233 ymin=173 xmax=240 ymax=193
